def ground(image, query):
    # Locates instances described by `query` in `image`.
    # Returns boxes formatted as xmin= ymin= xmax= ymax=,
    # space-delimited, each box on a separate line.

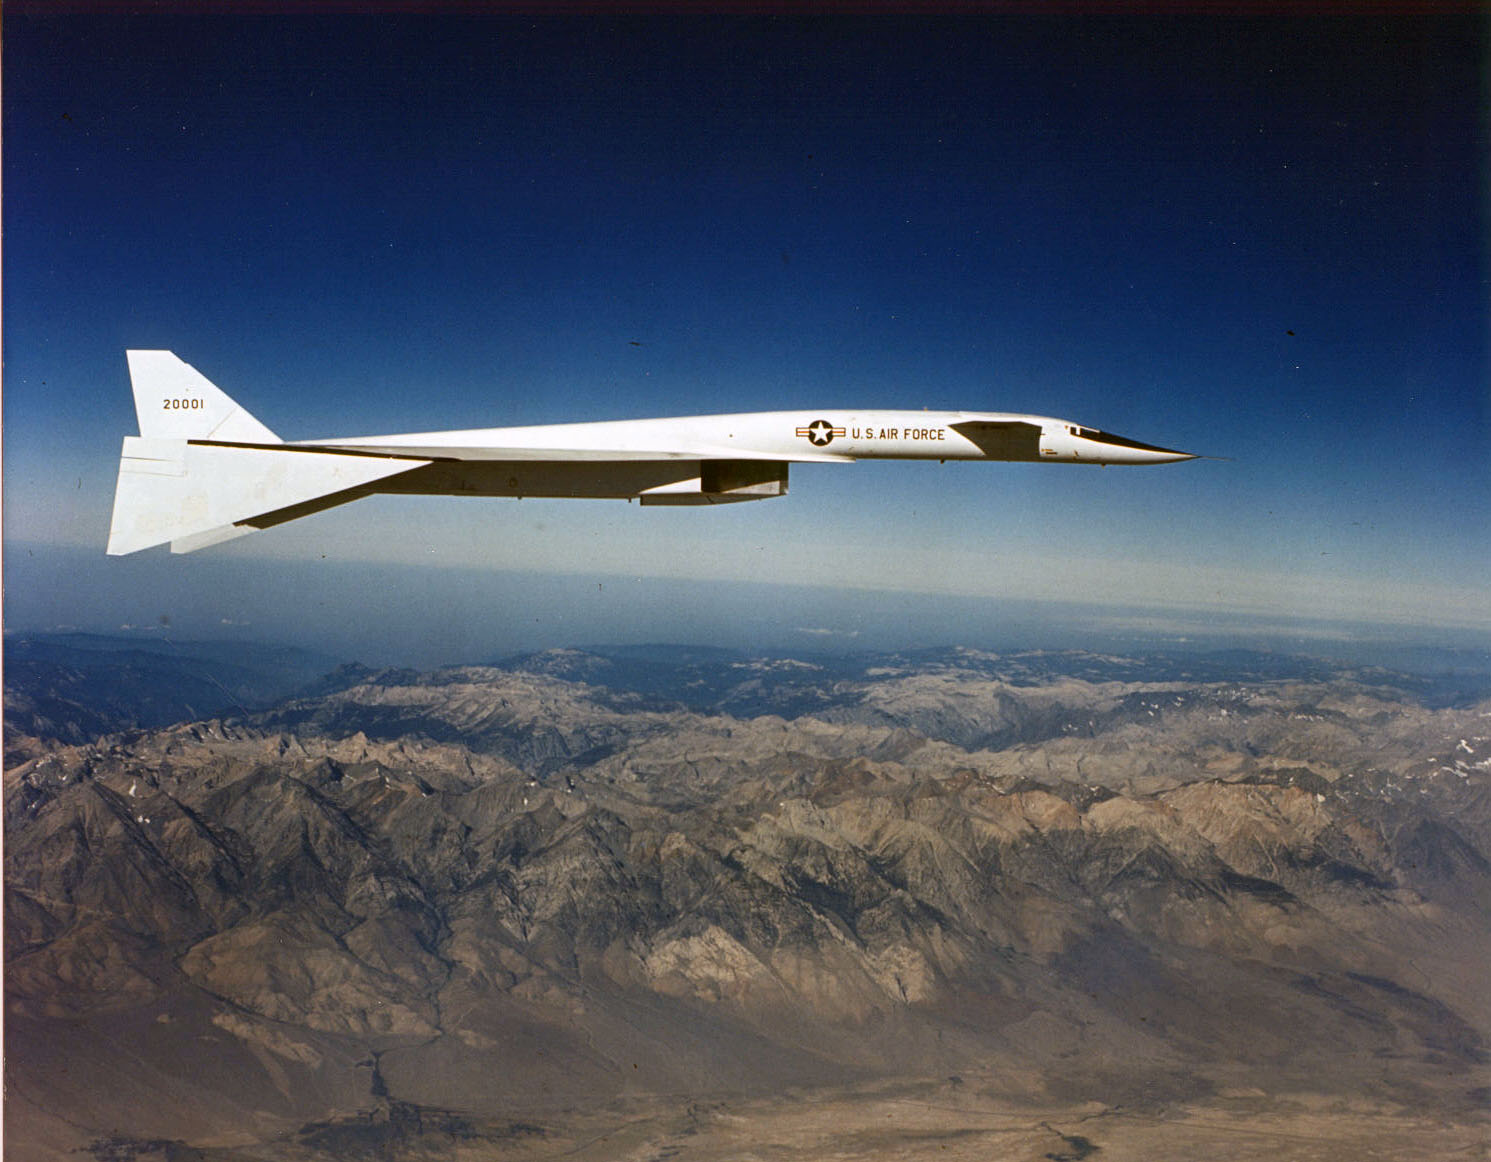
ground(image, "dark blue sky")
xmin=5 ymin=13 xmax=1487 ymax=654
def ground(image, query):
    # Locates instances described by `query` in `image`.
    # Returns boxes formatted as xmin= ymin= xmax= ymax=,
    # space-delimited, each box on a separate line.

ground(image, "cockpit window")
xmin=1071 ymin=427 xmax=1188 ymax=454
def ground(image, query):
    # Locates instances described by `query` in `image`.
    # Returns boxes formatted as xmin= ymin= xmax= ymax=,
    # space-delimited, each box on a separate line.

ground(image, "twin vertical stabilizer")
xmin=126 ymin=350 xmax=282 ymax=444
xmin=106 ymin=352 xmax=426 ymax=555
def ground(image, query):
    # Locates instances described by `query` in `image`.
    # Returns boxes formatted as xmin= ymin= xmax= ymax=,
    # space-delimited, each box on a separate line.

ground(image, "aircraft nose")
xmin=1085 ymin=429 xmax=1197 ymax=463
xmin=1144 ymin=447 xmax=1199 ymax=463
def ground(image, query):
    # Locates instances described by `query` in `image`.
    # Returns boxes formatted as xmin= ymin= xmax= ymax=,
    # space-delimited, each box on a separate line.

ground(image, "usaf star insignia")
xmin=795 ymin=419 xmax=845 ymax=446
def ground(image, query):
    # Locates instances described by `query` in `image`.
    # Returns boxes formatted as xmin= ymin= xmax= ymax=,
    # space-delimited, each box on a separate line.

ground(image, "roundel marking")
xmin=795 ymin=419 xmax=845 ymax=446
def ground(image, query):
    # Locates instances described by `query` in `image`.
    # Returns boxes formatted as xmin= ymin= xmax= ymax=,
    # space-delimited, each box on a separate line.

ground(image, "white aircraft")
xmin=106 ymin=350 xmax=1197 ymax=556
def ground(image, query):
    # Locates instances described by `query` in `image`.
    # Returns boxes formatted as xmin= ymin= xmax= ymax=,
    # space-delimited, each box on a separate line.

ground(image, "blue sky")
xmin=4 ymin=12 xmax=1487 ymax=660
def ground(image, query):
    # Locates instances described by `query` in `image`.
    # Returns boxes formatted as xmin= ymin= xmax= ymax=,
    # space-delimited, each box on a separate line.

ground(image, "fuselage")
xmin=306 ymin=410 xmax=1196 ymax=466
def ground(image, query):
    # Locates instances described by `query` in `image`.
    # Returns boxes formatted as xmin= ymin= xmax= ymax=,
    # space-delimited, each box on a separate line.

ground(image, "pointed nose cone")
xmin=1140 ymin=445 xmax=1199 ymax=464
xmin=1085 ymin=429 xmax=1198 ymax=464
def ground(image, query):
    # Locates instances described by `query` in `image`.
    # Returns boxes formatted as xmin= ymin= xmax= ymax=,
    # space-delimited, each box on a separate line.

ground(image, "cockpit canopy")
xmin=1065 ymin=424 xmax=1189 ymax=456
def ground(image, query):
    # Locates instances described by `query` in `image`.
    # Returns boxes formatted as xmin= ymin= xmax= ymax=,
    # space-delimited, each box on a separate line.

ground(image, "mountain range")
xmin=5 ymin=641 xmax=1489 ymax=1159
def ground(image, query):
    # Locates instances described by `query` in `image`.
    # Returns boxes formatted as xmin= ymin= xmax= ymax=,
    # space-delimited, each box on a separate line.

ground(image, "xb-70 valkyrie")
xmin=107 ymin=351 xmax=1197 ymax=556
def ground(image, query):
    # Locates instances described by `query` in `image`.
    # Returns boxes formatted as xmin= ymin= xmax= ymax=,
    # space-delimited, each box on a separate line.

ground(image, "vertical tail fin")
xmin=126 ymin=350 xmax=281 ymax=443
xmin=107 ymin=352 xmax=428 ymax=555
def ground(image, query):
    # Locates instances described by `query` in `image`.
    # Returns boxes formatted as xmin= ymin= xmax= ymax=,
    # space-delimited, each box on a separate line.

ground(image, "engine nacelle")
xmin=639 ymin=459 xmax=789 ymax=505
